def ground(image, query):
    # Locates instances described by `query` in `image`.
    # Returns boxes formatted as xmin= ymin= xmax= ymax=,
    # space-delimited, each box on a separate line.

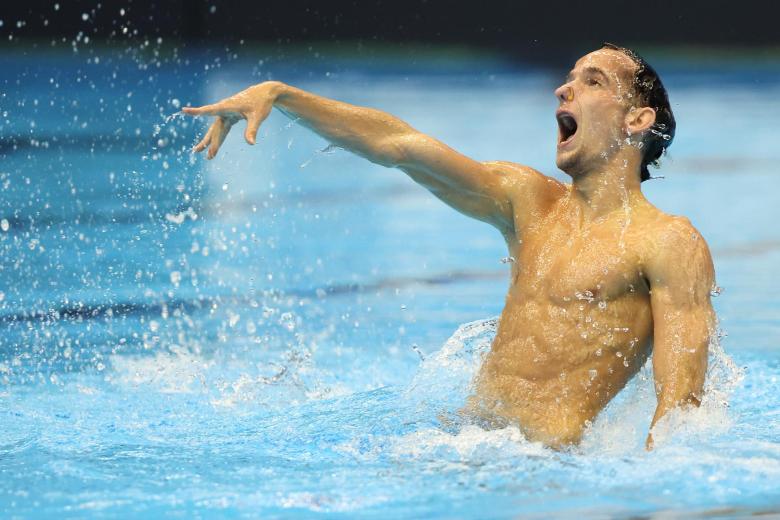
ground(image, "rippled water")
xmin=1 ymin=48 xmax=779 ymax=517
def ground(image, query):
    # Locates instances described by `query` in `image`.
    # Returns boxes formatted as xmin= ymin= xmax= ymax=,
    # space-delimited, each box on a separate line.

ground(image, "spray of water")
xmin=399 ymin=317 xmax=742 ymax=456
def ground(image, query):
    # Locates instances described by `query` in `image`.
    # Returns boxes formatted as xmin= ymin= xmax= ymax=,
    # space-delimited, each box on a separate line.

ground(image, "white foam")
xmin=107 ymin=342 xmax=351 ymax=409
xmin=391 ymin=424 xmax=548 ymax=463
xmin=108 ymin=345 xmax=213 ymax=394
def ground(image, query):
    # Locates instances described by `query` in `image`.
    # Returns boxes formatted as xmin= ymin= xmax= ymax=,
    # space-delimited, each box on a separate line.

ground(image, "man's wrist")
xmin=261 ymin=80 xmax=288 ymax=105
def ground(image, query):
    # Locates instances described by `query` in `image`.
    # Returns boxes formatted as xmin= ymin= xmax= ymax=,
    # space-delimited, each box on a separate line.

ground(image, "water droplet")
xmin=279 ymin=312 xmax=296 ymax=331
xmin=320 ymin=144 xmax=340 ymax=154
xmin=575 ymin=290 xmax=595 ymax=302
xmin=228 ymin=313 xmax=240 ymax=328
xmin=0 ymin=219 xmax=9 ymax=231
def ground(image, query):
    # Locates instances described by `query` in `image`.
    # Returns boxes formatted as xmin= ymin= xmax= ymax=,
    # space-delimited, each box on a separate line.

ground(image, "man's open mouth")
xmin=557 ymin=111 xmax=578 ymax=146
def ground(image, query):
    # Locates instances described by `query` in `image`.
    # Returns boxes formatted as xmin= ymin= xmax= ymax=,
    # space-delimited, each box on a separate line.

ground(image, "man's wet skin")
xmin=470 ymin=50 xmax=714 ymax=448
xmin=183 ymin=48 xmax=716 ymax=450
xmin=472 ymin=185 xmax=708 ymax=447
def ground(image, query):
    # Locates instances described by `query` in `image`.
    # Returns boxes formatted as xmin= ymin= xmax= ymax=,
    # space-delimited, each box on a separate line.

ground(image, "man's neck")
xmin=570 ymin=159 xmax=644 ymax=222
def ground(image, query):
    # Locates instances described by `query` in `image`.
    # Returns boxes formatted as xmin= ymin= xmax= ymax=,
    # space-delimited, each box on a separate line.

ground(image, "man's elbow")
xmin=375 ymin=132 xmax=426 ymax=168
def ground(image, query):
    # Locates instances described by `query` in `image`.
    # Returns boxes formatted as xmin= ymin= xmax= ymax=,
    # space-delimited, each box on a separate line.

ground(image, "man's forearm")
xmin=267 ymin=81 xmax=414 ymax=167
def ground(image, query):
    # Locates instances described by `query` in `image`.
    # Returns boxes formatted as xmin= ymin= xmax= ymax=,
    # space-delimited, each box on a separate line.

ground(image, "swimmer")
xmin=183 ymin=44 xmax=715 ymax=450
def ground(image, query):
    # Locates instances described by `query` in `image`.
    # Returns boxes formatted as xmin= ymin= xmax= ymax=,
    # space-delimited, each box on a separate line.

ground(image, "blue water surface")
xmin=1 ymin=44 xmax=779 ymax=518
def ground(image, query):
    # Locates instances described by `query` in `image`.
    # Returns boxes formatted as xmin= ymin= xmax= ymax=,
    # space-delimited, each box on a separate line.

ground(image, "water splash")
xmin=404 ymin=317 xmax=496 ymax=413
xmin=390 ymin=423 xmax=546 ymax=463
xmin=401 ymin=316 xmax=742 ymax=455
xmin=581 ymin=323 xmax=742 ymax=453
xmin=300 ymin=144 xmax=343 ymax=169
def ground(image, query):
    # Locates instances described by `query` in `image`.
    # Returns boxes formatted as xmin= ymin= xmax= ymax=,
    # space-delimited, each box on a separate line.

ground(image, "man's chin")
xmin=555 ymin=153 xmax=578 ymax=176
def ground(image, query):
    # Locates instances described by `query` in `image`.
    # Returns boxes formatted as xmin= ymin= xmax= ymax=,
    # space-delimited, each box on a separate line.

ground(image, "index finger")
xmin=182 ymin=102 xmax=229 ymax=117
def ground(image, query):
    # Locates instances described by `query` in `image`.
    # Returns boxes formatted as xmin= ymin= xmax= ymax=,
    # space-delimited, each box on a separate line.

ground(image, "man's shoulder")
xmin=482 ymin=161 xmax=567 ymax=201
xmin=638 ymin=208 xmax=714 ymax=283
xmin=482 ymin=161 xmax=560 ymax=184
xmin=640 ymin=208 xmax=706 ymax=250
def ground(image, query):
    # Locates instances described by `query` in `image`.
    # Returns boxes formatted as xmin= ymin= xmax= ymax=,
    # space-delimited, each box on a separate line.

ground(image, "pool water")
xmin=1 ymin=46 xmax=779 ymax=517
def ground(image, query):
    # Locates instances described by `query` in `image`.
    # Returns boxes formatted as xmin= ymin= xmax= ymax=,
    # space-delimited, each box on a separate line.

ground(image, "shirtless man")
xmin=183 ymin=44 xmax=716 ymax=449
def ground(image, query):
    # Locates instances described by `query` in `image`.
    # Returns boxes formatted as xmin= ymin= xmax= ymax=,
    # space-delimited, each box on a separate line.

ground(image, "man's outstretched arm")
xmin=644 ymin=218 xmax=716 ymax=449
xmin=183 ymin=81 xmax=545 ymax=233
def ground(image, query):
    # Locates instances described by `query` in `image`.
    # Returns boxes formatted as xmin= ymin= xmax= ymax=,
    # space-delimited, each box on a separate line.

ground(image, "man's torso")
xmin=473 ymin=177 xmax=673 ymax=447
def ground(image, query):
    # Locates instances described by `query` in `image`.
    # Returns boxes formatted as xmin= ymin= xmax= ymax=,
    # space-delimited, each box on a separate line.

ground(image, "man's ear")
xmin=626 ymin=106 xmax=656 ymax=136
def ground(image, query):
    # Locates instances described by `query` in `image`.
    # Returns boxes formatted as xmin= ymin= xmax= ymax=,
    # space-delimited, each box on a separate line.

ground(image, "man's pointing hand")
xmin=183 ymin=82 xmax=280 ymax=159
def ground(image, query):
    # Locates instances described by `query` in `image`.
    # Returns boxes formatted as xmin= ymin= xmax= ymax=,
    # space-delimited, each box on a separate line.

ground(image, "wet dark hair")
xmin=602 ymin=43 xmax=675 ymax=182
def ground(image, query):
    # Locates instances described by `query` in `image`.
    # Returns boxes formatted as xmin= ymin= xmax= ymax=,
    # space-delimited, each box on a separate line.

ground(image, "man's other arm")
xmin=644 ymin=218 xmax=716 ymax=449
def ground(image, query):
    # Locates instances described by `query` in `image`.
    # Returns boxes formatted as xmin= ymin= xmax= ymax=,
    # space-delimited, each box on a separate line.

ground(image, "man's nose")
xmin=555 ymin=84 xmax=574 ymax=103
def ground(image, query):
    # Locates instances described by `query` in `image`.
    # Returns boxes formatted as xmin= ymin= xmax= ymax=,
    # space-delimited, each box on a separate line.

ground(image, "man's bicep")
xmin=647 ymin=221 xmax=716 ymax=409
xmin=402 ymin=166 xmax=513 ymax=229
xmin=397 ymin=137 xmax=555 ymax=231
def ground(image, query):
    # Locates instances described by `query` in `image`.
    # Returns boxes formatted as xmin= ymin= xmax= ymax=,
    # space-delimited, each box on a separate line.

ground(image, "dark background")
xmin=3 ymin=0 xmax=780 ymax=62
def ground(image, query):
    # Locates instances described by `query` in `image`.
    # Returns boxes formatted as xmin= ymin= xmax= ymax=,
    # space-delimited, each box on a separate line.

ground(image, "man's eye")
xmin=587 ymin=78 xmax=600 ymax=86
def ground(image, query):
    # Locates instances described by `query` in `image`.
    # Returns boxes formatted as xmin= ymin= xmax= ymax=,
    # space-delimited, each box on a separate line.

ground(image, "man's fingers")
xmin=193 ymin=138 xmax=208 ymax=153
xmin=244 ymin=112 xmax=262 ymax=145
xmin=206 ymin=119 xmax=224 ymax=159
xmin=184 ymin=99 xmax=250 ymax=157
xmin=182 ymin=104 xmax=223 ymax=116
xmin=207 ymin=117 xmax=233 ymax=159
xmin=192 ymin=123 xmax=215 ymax=153
xmin=183 ymin=100 xmax=240 ymax=117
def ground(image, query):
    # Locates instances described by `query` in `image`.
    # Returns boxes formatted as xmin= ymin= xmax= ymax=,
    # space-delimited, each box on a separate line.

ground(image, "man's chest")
xmin=509 ymin=221 xmax=649 ymax=304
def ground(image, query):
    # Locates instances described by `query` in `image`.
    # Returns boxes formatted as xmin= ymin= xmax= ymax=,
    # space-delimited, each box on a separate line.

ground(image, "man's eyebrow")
xmin=566 ymin=66 xmax=610 ymax=83
xmin=582 ymin=66 xmax=610 ymax=82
